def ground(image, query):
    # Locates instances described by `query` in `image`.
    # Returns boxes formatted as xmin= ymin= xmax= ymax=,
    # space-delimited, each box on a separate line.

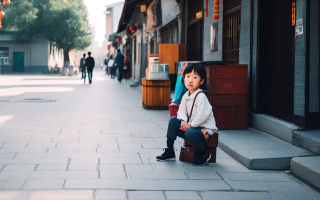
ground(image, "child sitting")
xmin=156 ymin=63 xmax=218 ymax=166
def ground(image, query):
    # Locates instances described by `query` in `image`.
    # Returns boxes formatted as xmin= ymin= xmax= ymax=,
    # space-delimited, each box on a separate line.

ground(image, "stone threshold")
xmin=218 ymin=128 xmax=314 ymax=170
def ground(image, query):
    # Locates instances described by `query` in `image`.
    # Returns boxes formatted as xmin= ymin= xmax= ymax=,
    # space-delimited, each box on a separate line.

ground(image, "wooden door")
xmin=13 ymin=52 xmax=24 ymax=72
xmin=259 ymin=0 xmax=294 ymax=122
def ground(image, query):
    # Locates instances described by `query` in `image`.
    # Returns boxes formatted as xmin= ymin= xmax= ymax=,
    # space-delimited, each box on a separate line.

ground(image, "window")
xmin=223 ymin=2 xmax=241 ymax=64
xmin=160 ymin=20 xmax=179 ymax=44
xmin=0 ymin=47 xmax=9 ymax=65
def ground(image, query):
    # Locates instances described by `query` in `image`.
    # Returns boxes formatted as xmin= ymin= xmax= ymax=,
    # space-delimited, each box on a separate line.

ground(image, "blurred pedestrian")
xmin=114 ymin=49 xmax=124 ymax=83
xmin=85 ymin=52 xmax=95 ymax=84
xmin=108 ymin=55 xmax=115 ymax=79
xmin=123 ymin=56 xmax=129 ymax=81
xmin=80 ymin=54 xmax=86 ymax=82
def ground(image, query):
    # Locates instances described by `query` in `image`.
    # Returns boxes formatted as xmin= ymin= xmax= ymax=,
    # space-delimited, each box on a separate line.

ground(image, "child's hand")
xmin=180 ymin=121 xmax=191 ymax=131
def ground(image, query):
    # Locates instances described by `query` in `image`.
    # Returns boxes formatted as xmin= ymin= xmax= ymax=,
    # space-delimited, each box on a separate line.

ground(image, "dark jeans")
xmin=110 ymin=68 xmax=116 ymax=78
xmin=166 ymin=117 xmax=206 ymax=151
xmin=87 ymin=69 xmax=93 ymax=83
xmin=82 ymin=70 xmax=86 ymax=79
xmin=118 ymin=68 xmax=123 ymax=82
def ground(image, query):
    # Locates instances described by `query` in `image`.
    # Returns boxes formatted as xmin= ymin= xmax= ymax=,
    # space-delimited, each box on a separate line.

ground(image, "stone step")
xmin=291 ymin=156 xmax=320 ymax=190
xmin=218 ymin=128 xmax=314 ymax=170
xmin=293 ymin=130 xmax=320 ymax=154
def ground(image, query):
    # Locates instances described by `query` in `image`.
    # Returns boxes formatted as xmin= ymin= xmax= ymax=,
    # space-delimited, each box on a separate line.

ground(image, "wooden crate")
xmin=142 ymin=78 xmax=171 ymax=110
xmin=206 ymin=65 xmax=248 ymax=129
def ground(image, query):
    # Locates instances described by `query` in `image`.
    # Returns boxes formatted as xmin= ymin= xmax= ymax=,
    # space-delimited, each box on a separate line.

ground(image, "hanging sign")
xmin=296 ymin=18 xmax=303 ymax=35
xmin=292 ymin=1 xmax=296 ymax=26
xmin=196 ymin=11 xmax=203 ymax=19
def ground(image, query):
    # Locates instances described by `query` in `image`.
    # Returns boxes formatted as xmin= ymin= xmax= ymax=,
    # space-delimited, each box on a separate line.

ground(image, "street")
xmin=0 ymin=70 xmax=319 ymax=200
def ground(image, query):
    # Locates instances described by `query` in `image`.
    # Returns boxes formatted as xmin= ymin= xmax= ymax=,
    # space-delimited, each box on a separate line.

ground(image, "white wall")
xmin=112 ymin=4 xmax=124 ymax=33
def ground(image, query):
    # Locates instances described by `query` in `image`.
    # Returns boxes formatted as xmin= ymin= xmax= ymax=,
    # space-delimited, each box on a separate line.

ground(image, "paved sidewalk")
xmin=0 ymin=70 xmax=319 ymax=200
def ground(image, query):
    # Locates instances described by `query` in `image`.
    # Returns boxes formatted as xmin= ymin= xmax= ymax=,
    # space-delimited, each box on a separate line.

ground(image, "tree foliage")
xmin=2 ymin=0 xmax=91 ymax=62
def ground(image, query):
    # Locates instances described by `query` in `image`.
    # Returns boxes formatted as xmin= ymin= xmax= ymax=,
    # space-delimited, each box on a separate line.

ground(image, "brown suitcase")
xmin=179 ymin=133 xmax=218 ymax=163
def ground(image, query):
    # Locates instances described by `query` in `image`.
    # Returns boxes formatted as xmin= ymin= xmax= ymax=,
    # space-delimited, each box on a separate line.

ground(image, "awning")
xmin=117 ymin=0 xmax=146 ymax=33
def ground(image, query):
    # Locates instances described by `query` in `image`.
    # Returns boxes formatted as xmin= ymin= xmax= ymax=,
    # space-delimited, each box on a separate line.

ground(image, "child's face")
xmin=184 ymin=69 xmax=204 ymax=94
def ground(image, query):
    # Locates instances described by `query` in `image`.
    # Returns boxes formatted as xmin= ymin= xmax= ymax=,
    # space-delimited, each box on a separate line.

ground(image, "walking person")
xmin=123 ymin=56 xmax=129 ymax=81
xmin=114 ymin=49 xmax=124 ymax=83
xmin=156 ymin=63 xmax=218 ymax=166
xmin=85 ymin=52 xmax=95 ymax=84
xmin=80 ymin=54 xmax=86 ymax=83
xmin=108 ymin=55 xmax=115 ymax=79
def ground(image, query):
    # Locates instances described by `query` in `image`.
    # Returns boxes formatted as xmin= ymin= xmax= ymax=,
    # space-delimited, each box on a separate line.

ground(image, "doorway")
xmin=13 ymin=52 xmax=24 ymax=72
xmin=187 ymin=0 xmax=203 ymax=61
xmin=259 ymin=0 xmax=295 ymax=122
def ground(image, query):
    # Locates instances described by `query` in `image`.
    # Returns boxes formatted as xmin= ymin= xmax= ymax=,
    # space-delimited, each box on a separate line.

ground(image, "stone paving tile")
xmin=68 ymin=164 xmax=97 ymax=171
xmin=70 ymin=158 xmax=99 ymax=164
xmin=127 ymin=191 xmax=165 ymax=200
xmin=124 ymin=164 xmax=153 ymax=172
xmin=36 ymin=164 xmax=67 ymax=171
xmin=156 ymin=180 xmax=231 ymax=191
xmin=2 ymin=165 xmax=35 ymax=172
xmin=226 ymin=180 xmax=272 ymax=191
xmin=26 ymin=143 xmax=57 ymax=148
xmin=28 ymin=171 xmax=98 ymax=179
xmin=164 ymin=191 xmax=202 ymax=200
xmin=95 ymin=190 xmax=127 ymax=200
xmin=199 ymin=191 xmax=284 ymax=200
xmin=0 ymin=180 xmax=25 ymax=189
xmin=0 ymin=154 xmax=16 ymax=159
xmin=2 ymin=143 xmax=28 ymax=148
xmin=100 ymin=171 xmax=127 ymax=179
xmin=100 ymin=165 xmax=124 ymax=171
xmin=185 ymin=171 xmax=222 ymax=180
xmin=218 ymin=172 xmax=291 ymax=182
xmin=128 ymin=171 xmax=188 ymax=180
xmin=0 ymin=191 xmax=32 ymax=200
xmin=29 ymin=190 xmax=94 ymax=200
xmin=65 ymin=179 xmax=159 ymax=190
xmin=23 ymin=179 xmax=65 ymax=189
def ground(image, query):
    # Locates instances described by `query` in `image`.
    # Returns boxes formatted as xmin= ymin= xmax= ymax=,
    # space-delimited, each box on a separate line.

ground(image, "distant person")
xmin=80 ymin=54 xmax=86 ymax=82
xmin=108 ymin=55 xmax=115 ymax=79
xmin=114 ymin=49 xmax=124 ymax=83
xmin=85 ymin=52 xmax=95 ymax=84
xmin=123 ymin=56 xmax=129 ymax=81
xmin=104 ymin=57 xmax=109 ymax=74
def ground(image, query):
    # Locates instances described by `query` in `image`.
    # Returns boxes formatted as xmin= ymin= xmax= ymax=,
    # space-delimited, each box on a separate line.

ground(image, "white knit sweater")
xmin=177 ymin=88 xmax=218 ymax=135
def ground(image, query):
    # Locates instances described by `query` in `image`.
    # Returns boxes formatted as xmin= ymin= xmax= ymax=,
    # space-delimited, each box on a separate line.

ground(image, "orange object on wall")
xmin=159 ymin=44 xmax=186 ymax=74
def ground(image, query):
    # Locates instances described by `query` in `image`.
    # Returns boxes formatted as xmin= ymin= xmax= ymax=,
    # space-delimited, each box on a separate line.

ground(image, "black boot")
xmin=192 ymin=149 xmax=211 ymax=166
xmin=156 ymin=148 xmax=175 ymax=161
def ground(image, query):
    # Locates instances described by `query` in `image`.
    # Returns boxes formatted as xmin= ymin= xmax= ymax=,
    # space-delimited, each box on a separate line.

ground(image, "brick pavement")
xmin=0 ymin=71 xmax=319 ymax=200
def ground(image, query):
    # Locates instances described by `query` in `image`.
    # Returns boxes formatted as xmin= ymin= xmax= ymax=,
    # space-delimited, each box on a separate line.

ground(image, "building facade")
xmin=0 ymin=31 xmax=63 ymax=73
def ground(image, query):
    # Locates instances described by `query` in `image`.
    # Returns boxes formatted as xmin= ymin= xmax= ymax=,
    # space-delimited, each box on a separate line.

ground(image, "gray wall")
xmin=251 ymin=0 xmax=259 ymax=109
xmin=239 ymin=0 xmax=252 ymax=108
xmin=202 ymin=0 xmax=223 ymax=61
xmin=294 ymin=0 xmax=307 ymax=117
xmin=0 ymin=41 xmax=51 ymax=73
xmin=309 ymin=0 xmax=319 ymax=113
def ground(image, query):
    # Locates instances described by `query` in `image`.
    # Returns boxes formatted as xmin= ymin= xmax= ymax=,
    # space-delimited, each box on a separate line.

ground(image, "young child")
xmin=156 ymin=63 xmax=218 ymax=166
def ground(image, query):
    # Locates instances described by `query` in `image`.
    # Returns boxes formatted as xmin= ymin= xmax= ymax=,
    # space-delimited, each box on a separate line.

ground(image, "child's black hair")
xmin=182 ymin=63 xmax=208 ymax=92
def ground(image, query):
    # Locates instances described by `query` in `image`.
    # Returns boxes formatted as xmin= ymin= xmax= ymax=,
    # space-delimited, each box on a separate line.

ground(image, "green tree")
xmin=2 ymin=0 xmax=91 ymax=67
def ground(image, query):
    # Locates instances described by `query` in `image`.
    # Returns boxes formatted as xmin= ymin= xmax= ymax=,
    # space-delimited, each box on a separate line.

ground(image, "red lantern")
xmin=129 ymin=25 xmax=137 ymax=33
xmin=125 ymin=29 xmax=131 ymax=36
xmin=214 ymin=0 xmax=220 ymax=4
xmin=0 ymin=11 xmax=5 ymax=18
xmin=213 ymin=14 xmax=219 ymax=20
xmin=214 ymin=6 xmax=219 ymax=13
xmin=4 ymin=0 xmax=11 ymax=5
xmin=116 ymin=37 xmax=122 ymax=43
